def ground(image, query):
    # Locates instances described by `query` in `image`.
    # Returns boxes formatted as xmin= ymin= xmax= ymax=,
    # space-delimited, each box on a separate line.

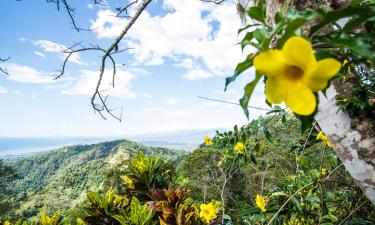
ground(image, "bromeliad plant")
xmin=147 ymin=186 xmax=202 ymax=225
xmin=227 ymin=0 xmax=375 ymax=128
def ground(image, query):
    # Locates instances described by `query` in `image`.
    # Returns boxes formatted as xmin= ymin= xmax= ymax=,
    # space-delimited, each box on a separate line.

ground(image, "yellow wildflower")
xmin=200 ymin=203 xmax=218 ymax=223
xmin=204 ymin=136 xmax=213 ymax=145
xmin=234 ymin=142 xmax=246 ymax=154
xmin=4 ymin=221 xmax=11 ymax=225
xmin=343 ymin=59 xmax=351 ymax=74
xmin=316 ymin=131 xmax=333 ymax=148
xmin=255 ymin=194 xmax=267 ymax=212
xmin=121 ymin=175 xmax=135 ymax=189
xmin=254 ymin=36 xmax=341 ymax=115
xmin=321 ymin=167 xmax=327 ymax=176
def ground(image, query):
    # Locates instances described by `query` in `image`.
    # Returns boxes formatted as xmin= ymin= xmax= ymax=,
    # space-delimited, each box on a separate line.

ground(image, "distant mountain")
xmin=3 ymin=139 xmax=185 ymax=220
xmin=128 ymin=128 xmax=227 ymax=150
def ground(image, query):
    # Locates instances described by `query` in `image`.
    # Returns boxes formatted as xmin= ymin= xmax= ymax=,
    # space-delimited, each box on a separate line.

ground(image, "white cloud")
xmin=183 ymin=69 xmax=213 ymax=80
xmin=90 ymin=0 xmax=247 ymax=79
xmin=4 ymin=63 xmax=55 ymax=83
xmin=0 ymin=86 xmax=7 ymax=94
xmin=33 ymin=40 xmax=85 ymax=65
xmin=34 ymin=51 xmax=46 ymax=58
xmin=62 ymin=69 xmax=136 ymax=99
xmin=164 ymin=97 xmax=179 ymax=105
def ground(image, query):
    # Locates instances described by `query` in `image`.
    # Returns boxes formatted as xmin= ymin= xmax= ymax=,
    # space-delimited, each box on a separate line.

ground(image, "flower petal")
xmin=282 ymin=36 xmax=316 ymax=69
xmin=254 ymin=49 xmax=286 ymax=77
xmin=304 ymin=58 xmax=341 ymax=92
xmin=285 ymin=82 xmax=316 ymax=115
xmin=265 ymin=77 xmax=288 ymax=104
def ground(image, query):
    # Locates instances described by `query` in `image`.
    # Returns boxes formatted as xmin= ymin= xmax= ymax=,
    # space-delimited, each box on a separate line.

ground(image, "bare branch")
xmin=200 ymin=0 xmax=228 ymax=4
xmin=116 ymin=0 xmax=138 ymax=18
xmin=55 ymin=0 xmax=152 ymax=121
xmin=0 ymin=56 xmax=10 ymax=75
xmin=46 ymin=0 xmax=94 ymax=32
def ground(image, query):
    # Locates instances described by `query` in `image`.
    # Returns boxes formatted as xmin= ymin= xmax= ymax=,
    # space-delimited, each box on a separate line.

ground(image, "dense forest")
xmin=0 ymin=140 xmax=184 ymax=220
xmin=1 ymin=115 xmax=374 ymax=224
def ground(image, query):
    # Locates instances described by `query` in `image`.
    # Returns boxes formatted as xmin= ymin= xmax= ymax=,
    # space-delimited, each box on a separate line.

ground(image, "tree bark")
xmin=316 ymin=86 xmax=375 ymax=204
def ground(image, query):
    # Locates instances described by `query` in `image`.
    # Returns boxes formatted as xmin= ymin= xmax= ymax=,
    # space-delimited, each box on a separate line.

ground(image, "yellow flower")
xmin=4 ymin=221 xmax=11 ymax=225
xmin=254 ymin=36 xmax=341 ymax=115
xmin=343 ymin=59 xmax=351 ymax=73
xmin=321 ymin=167 xmax=327 ymax=176
xmin=316 ymin=131 xmax=333 ymax=148
xmin=204 ymin=136 xmax=213 ymax=145
xmin=121 ymin=175 xmax=135 ymax=189
xmin=234 ymin=142 xmax=246 ymax=154
xmin=255 ymin=194 xmax=267 ymax=212
xmin=200 ymin=203 xmax=218 ymax=223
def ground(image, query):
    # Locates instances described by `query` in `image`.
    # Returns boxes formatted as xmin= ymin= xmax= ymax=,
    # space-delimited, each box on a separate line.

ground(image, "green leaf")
xmin=240 ymin=73 xmax=262 ymax=118
xmin=250 ymin=154 xmax=257 ymax=164
xmin=241 ymin=32 xmax=255 ymax=50
xmin=225 ymin=54 xmax=254 ymax=91
xmin=343 ymin=15 xmax=374 ymax=31
xmin=247 ymin=5 xmax=266 ymax=23
xmin=277 ymin=11 xmax=321 ymax=48
xmin=309 ymin=6 xmax=375 ymax=36
xmin=263 ymin=128 xmax=272 ymax=142
xmin=238 ymin=24 xmax=261 ymax=34
xmin=291 ymin=197 xmax=303 ymax=212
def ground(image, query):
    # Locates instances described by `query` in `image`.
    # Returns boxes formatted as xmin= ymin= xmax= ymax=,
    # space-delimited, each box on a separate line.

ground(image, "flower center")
xmin=284 ymin=65 xmax=303 ymax=80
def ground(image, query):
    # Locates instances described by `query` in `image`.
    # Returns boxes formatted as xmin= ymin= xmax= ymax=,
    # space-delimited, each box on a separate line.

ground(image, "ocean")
xmin=0 ymin=137 xmax=115 ymax=158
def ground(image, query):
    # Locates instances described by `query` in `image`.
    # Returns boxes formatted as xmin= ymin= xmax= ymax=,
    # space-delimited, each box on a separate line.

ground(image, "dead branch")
xmin=200 ymin=0 xmax=228 ymax=4
xmin=46 ymin=0 xmax=103 ymax=32
xmin=55 ymin=0 xmax=153 ymax=121
xmin=0 ymin=56 xmax=10 ymax=75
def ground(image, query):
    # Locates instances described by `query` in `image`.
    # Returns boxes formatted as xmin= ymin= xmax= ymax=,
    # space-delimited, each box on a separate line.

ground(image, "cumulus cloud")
xmin=4 ymin=63 xmax=55 ymax=83
xmin=34 ymin=51 xmax=46 ymax=58
xmin=164 ymin=97 xmax=179 ymax=105
xmin=62 ymin=69 xmax=136 ymax=99
xmin=33 ymin=40 xmax=85 ymax=65
xmin=0 ymin=86 xmax=7 ymax=94
xmin=90 ymin=0 xmax=247 ymax=79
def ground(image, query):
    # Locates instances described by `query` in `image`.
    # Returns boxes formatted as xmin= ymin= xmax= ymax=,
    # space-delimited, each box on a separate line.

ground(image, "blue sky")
xmin=0 ymin=0 xmax=268 ymax=138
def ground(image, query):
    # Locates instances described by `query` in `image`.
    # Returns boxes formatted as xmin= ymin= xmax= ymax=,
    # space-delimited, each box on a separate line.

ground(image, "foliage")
xmin=229 ymin=0 xmax=375 ymax=127
xmin=0 ymin=140 xmax=184 ymax=221
xmin=0 ymin=160 xmax=17 ymax=214
xmin=148 ymin=186 xmax=201 ymax=225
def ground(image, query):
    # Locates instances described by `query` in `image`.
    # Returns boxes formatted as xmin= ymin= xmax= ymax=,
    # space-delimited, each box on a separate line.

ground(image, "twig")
xmin=55 ymin=0 xmax=152 ymax=121
xmin=200 ymin=0 xmax=227 ymax=4
xmin=198 ymin=96 xmax=271 ymax=111
xmin=266 ymin=163 xmax=344 ymax=225
xmin=337 ymin=199 xmax=367 ymax=225
xmin=0 ymin=56 xmax=10 ymax=75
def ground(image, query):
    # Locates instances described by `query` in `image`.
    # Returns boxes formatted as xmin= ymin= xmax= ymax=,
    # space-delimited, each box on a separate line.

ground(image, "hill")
xmin=2 ymin=139 xmax=185 ymax=220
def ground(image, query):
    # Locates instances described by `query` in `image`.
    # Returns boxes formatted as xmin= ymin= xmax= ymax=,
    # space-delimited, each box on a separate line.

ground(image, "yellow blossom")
xmin=316 ymin=131 xmax=333 ymax=148
xmin=200 ymin=203 xmax=218 ymax=223
xmin=4 ymin=221 xmax=11 ymax=225
xmin=321 ymin=167 xmax=327 ymax=176
xmin=121 ymin=175 xmax=135 ymax=189
xmin=255 ymin=194 xmax=267 ymax=212
xmin=234 ymin=142 xmax=246 ymax=154
xmin=254 ymin=36 xmax=341 ymax=115
xmin=343 ymin=59 xmax=351 ymax=74
xmin=204 ymin=136 xmax=213 ymax=145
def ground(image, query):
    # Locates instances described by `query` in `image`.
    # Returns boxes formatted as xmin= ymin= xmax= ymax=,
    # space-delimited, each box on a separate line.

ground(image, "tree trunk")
xmin=316 ymin=86 xmax=375 ymax=204
xmin=238 ymin=0 xmax=375 ymax=205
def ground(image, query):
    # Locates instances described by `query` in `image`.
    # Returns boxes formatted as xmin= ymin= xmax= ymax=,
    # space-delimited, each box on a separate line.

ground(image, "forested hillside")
xmin=1 ymin=115 xmax=374 ymax=224
xmin=1 ymin=140 xmax=184 ymax=220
